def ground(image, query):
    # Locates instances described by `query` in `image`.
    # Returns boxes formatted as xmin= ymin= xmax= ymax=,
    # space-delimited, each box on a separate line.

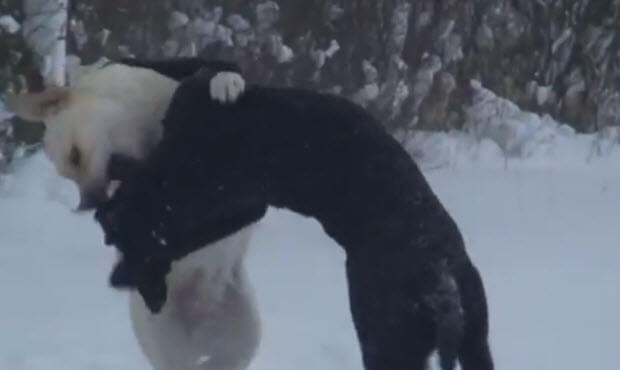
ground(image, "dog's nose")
xmin=75 ymin=200 xmax=95 ymax=212
xmin=76 ymin=188 xmax=107 ymax=211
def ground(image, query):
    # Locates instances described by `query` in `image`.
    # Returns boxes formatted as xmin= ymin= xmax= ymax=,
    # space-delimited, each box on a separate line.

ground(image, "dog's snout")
xmin=76 ymin=186 xmax=108 ymax=211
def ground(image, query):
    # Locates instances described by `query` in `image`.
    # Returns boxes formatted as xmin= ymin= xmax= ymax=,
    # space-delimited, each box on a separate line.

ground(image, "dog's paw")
xmin=110 ymin=257 xmax=170 ymax=313
xmin=138 ymin=277 xmax=168 ymax=314
xmin=210 ymin=72 xmax=245 ymax=104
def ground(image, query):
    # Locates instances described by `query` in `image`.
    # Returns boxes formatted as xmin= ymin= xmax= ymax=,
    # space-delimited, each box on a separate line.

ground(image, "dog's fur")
xmin=8 ymin=64 xmax=176 ymax=207
xmin=7 ymin=59 xmax=260 ymax=370
xmin=6 ymin=58 xmax=244 ymax=209
xmin=97 ymin=74 xmax=494 ymax=370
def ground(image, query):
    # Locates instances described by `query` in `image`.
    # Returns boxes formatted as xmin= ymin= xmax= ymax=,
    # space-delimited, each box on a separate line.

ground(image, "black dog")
xmin=96 ymin=73 xmax=493 ymax=370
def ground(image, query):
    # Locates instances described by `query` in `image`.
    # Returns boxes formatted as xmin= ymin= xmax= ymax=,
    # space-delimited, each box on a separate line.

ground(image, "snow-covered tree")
xmin=0 ymin=0 xmax=67 ymax=173
xmin=5 ymin=0 xmax=620 ymax=154
xmin=23 ymin=0 xmax=68 ymax=86
xmin=1 ymin=1 xmax=28 ymax=172
xmin=64 ymin=0 xmax=620 ymax=133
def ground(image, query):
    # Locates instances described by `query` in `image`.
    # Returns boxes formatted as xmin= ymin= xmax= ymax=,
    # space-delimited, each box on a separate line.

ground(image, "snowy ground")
xmin=0 ymin=131 xmax=619 ymax=369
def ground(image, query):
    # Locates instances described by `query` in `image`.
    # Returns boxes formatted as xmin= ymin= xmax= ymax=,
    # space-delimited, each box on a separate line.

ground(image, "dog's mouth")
xmin=107 ymin=180 xmax=122 ymax=198
xmin=75 ymin=180 xmax=122 ymax=212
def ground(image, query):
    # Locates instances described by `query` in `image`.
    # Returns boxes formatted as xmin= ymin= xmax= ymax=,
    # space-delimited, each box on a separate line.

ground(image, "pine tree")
xmin=67 ymin=0 xmax=620 ymax=133
xmin=4 ymin=0 xmax=620 ymax=147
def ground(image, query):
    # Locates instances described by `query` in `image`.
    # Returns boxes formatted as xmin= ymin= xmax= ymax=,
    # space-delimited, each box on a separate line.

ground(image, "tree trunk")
xmin=23 ymin=0 xmax=68 ymax=86
xmin=49 ymin=0 xmax=67 ymax=86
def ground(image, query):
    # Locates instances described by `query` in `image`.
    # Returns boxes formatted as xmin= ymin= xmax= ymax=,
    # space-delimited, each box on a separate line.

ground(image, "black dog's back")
xmin=161 ymin=83 xmax=456 ymax=248
xmin=99 ymin=76 xmax=493 ymax=370
xmin=120 ymin=57 xmax=241 ymax=81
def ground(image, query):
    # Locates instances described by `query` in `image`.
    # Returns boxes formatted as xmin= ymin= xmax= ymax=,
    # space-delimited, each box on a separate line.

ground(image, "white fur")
xmin=9 ymin=63 xmax=259 ymax=370
xmin=130 ymin=225 xmax=260 ymax=370
xmin=8 ymin=65 xmax=248 ymax=200
xmin=210 ymin=72 xmax=246 ymax=103
xmin=41 ymin=65 xmax=180 ymax=198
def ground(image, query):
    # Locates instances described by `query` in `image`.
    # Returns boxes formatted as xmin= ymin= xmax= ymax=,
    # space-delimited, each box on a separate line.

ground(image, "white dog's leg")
xmin=210 ymin=72 xmax=246 ymax=104
xmin=129 ymin=226 xmax=260 ymax=370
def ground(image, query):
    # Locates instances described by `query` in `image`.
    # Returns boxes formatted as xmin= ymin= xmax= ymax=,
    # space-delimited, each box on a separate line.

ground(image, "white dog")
xmin=7 ymin=61 xmax=260 ymax=370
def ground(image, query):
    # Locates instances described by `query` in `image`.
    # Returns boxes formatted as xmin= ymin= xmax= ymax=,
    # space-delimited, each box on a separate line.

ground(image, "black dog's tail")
xmin=431 ymin=258 xmax=494 ymax=370
xmin=453 ymin=260 xmax=495 ymax=370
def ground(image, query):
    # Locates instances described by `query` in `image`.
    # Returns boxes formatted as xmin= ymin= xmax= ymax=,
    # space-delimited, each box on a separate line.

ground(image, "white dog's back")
xmin=7 ymin=60 xmax=262 ymax=370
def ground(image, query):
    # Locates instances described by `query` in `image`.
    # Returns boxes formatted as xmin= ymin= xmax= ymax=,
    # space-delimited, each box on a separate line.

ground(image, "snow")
xmin=389 ymin=2 xmax=410 ymax=52
xmin=312 ymin=40 xmax=340 ymax=69
xmin=352 ymin=83 xmax=379 ymax=107
xmin=1 ymin=123 xmax=619 ymax=370
xmin=412 ymin=54 xmax=442 ymax=111
xmin=458 ymin=80 xmax=581 ymax=159
xmin=23 ymin=0 xmax=68 ymax=57
xmin=256 ymin=1 xmax=280 ymax=32
xmin=168 ymin=11 xmax=190 ymax=31
xmin=325 ymin=40 xmax=340 ymax=58
xmin=275 ymin=42 xmax=293 ymax=64
xmin=190 ymin=18 xmax=217 ymax=37
xmin=327 ymin=5 xmax=344 ymax=22
xmin=0 ymin=15 xmax=20 ymax=34
xmin=0 ymin=100 xmax=14 ymax=121
xmin=227 ymin=14 xmax=251 ymax=32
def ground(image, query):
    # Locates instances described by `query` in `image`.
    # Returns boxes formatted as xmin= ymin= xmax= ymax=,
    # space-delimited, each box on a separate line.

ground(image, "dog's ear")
xmin=108 ymin=153 xmax=143 ymax=181
xmin=5 ymin=86 xmax=71 ymax=123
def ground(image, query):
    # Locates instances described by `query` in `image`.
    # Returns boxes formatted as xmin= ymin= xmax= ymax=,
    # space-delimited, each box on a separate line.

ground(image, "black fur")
xmin=119 ymin=57 xmax=241 ymax=81
xmin=96 ymin=75 xmax=493 ymax=370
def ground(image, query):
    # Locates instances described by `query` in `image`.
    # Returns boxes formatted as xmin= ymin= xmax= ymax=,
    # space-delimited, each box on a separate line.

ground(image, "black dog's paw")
xmin=109 ymin=257 xmax=171 ymax=314
xmin=138 ymin=277 xmax=168 ymax=313
xmin=109 ymin=259 xmax=137 ymax=287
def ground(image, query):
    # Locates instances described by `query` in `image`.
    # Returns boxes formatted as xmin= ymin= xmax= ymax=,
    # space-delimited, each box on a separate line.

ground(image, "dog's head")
xmin=6 ymin=64 xmax=178 ymax=210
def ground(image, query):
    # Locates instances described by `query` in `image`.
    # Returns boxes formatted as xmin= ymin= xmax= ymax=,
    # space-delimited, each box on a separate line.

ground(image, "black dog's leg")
xmin=455 ymin=261 xmax=494 ymax=370
xmin=345 ymin=252 xmax=439 ymax=370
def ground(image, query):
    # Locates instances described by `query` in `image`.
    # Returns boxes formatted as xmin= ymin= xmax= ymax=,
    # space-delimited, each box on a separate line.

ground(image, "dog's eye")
xmin=69 ymin=146 xmax=81 ymax=167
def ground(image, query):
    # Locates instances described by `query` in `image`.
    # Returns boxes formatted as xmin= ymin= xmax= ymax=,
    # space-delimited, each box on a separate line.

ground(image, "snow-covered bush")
xmin=0 ymin=8 xmax=23 ymax=174
xmin=0 ymin=14 xmax=19 ymax=34
xmin=62 ymin=0 xmax=620 ymax=133
xmin=465 ymin=80 xmax=576 ymax=158
xmin=396 ymin=78 xmax=620 ymax=170
xmin=5 ymin=0 xmax=620 ymax=176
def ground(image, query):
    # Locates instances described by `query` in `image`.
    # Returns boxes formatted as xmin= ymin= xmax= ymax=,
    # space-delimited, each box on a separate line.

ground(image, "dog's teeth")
xmin=106 ymin=180 xmax=121 ymax=198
